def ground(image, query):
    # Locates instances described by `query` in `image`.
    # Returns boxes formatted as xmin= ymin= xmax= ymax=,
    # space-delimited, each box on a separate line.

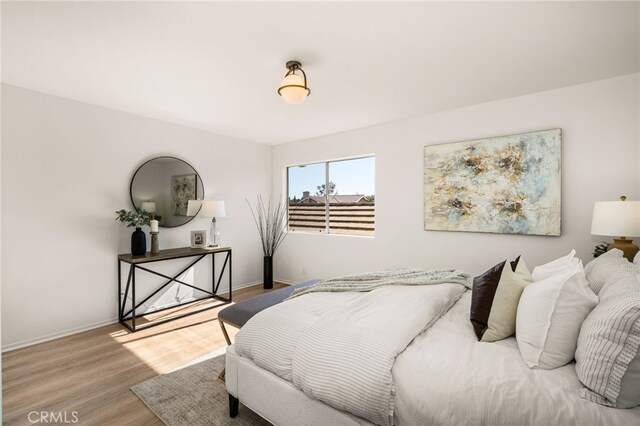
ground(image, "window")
xmin=287 ymin=156 xmax=375 ymax=236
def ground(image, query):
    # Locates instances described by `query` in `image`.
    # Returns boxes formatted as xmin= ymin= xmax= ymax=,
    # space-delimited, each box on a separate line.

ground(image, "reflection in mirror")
xmin=130 ymin=156 xmax=205 ymax=228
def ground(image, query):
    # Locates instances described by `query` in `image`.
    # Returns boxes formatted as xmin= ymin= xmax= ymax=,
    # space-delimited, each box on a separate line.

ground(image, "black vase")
xmin=263 ymin=256 xmax=273 ymax=289
xmin=131 ymin=227 xmax=147 ymax=256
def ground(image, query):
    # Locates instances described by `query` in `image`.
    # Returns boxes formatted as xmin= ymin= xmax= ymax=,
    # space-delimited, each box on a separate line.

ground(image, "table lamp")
xmin=591 ymin=195 xmax=640 ymax=261
xmin=200 ymin=200 xmax=226 ymax=247
xmin=186 ymin=200 xmax=202 ymax=217
xmin=141 ymin=201 xmax=156 ymax=217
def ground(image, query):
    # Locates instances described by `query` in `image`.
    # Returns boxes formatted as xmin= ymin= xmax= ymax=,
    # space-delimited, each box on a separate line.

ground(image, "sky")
xmin=288 ymin=156 xmax=375 ymax=199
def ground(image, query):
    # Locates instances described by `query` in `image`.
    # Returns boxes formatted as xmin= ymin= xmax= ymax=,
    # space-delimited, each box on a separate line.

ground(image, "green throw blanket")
xmin=288 ymin=268 xmax=470 ymax=299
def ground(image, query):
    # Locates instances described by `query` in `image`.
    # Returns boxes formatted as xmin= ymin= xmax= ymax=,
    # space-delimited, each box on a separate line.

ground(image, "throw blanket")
xmin=289 ymin=268 xmax=471 ymax=299
xmin=235 ymin=269 xmax=470 ymax=426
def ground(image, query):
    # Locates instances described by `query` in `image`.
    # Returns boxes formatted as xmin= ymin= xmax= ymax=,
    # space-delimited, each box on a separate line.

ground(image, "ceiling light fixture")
xmin=277 ymin=60 xmax=310 ymax=105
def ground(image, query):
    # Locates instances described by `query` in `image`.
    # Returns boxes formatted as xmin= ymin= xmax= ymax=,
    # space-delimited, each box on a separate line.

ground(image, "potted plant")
xmin=247 ymin=196 xmax=288 ymax=289
xmin=116 ymin=209 xmax=153 ymax=256
xmin=593 ymin=242 xmax=609 ymax=258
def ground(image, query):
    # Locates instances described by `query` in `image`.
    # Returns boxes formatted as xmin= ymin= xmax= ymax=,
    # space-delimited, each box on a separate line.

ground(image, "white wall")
xmin=1 ymin=84 xmax=271 ymax=350
xmin=0 ymin=6 xmax=4 ymax=407
xmin=272 ymin=74 xmax=640 ymax=283
xmin=2 ymin=74 xmax=638 ymax=350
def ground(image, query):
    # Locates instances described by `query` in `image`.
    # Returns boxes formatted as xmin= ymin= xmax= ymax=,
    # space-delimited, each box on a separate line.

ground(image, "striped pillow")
xmin=575 ymin=276 xmax=640 ymax=408
xmin=584 ymin=249 xmax=638 ymax=295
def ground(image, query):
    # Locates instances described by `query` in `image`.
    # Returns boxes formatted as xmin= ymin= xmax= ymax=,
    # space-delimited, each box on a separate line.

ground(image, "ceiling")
xmin=2 ymin=1 xmax=638 ymax=145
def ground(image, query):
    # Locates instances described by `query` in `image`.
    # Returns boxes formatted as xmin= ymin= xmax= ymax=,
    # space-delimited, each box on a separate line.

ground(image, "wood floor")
xmin=2 ymin=282 xmax=288 ymax=425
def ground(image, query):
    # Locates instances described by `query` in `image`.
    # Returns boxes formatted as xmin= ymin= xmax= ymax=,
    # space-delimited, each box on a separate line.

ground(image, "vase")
xmin=131 ymin=227 xmax=147 ymax=256
xmin=263 ymin=256 xmax=273 ymax=289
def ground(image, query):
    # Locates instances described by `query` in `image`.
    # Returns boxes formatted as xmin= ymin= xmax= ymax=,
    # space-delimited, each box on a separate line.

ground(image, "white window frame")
xmin=286 ymin=155 xmax=375 ymax=236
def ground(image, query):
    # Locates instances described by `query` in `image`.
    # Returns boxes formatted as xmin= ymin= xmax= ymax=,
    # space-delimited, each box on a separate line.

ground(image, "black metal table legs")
xmin=118 ymin=249 xmax=232 ymax=332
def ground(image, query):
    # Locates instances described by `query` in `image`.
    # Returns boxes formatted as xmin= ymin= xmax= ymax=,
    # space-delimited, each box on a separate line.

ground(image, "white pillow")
xmin=584 ymin=249 xmax=637 ymax=295
xmin=480 ymin=257 xmax=533 ymax=342
xmin=531 ymin=249 xmax=578 ymax=282
xmin=516 ymin=262 xmax=598 ymax=369
xmin=634 ymin=250 xmax=640 ymax=265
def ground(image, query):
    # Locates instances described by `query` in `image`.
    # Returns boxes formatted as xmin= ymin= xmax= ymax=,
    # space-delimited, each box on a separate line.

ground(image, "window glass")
xmin=327 ymin=157 xmax=375 ymax=236
xmin=287 ymin=162 xmax=327 ymax=233
xmin=287 ymin=156 xmax=375 ymax=236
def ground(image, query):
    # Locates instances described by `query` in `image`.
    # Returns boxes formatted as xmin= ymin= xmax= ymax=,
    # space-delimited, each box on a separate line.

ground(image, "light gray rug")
xmin=131 ymin=352 xmax=270 ymax=426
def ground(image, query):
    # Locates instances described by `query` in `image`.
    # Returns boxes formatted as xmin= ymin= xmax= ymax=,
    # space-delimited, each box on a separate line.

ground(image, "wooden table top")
xmin=118 ymin=246 xmax=231 ymax=264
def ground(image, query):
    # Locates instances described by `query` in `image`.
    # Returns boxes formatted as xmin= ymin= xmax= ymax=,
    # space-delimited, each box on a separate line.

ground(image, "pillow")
xmin=584 ymin=249 xmax=638 ymax=295
xmin=619 ymin=349 xmax=640 ymax=408
xmin=634 ymin=250 xmax=640 ymax=265
xmin=575 ymin=276 xmax=640 ymax=408
xmin=516 ymin=262 xmax=598 ymax=369
xmin=531 ymin=249 xmax=578 ymax=282
xmin=471 ymin=256 xmax=533 ymax=342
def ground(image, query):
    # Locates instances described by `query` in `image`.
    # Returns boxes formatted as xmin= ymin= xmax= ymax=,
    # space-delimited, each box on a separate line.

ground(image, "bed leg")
xmin=219 ymin=319 xmax=232 ymax=346
xmin=229 ymin=393 xmax=239 ymax=418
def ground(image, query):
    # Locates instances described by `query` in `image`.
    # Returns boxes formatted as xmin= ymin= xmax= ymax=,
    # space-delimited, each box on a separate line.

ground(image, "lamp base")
xmin=607 ymin=237 xmax=639 ymax=262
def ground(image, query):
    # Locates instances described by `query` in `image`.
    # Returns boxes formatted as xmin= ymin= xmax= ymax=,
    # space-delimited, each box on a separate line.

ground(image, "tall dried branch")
xmin=247 ymin=196 xmax=288 ymax=256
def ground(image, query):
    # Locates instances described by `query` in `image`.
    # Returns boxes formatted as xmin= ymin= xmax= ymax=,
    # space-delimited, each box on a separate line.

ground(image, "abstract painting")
xmin=171 ymin=174 xmax=197 ymax=216
xmin=424 ymin=129 xmax=561 ymax=236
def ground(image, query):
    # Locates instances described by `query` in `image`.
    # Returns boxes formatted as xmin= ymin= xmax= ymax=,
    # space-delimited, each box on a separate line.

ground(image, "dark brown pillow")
xmin=470 ymin=256 xmax=521 ymax=340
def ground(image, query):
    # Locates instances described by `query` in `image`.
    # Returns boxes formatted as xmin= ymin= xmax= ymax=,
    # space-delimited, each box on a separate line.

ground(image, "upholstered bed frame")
xmin=226 ymin=344 xmax=372 ymax=425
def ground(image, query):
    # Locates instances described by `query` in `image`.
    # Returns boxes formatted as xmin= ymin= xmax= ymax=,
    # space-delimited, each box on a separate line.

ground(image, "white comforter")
xmin=235 ymin=288 xmax=640 ymax=426
xmin=235 ymin=283 xmax=467 ymax=426
xmin=393 ymin=291 xmax=640 ymax=425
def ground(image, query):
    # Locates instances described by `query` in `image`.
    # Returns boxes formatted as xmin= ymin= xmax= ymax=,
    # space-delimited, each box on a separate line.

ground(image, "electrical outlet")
xmin=301 ymin=266 xmax=307 ymax=275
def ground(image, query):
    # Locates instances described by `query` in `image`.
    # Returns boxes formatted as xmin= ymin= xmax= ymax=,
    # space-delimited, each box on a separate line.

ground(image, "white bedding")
xmin=234 ymin=287 xmax=640 ymax=425
xmin=393 ymin=291 xmax=640 ymax=425
xmin=236 ymin=284 xmax=467 ymax=426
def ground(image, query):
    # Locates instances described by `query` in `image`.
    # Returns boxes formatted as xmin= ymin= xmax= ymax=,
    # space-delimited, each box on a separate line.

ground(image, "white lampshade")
xmin=141 ymin=201 xmax=156 ymax=213
xmin=591 ymin=199 xmax=640 ymax=237
xmin=200 ymin=200 xmax=226 ymax=218
xmin=186 ymin=200 xmax=202 ymax=216
xmin=279 ymin=73 xmax=309 ymax=105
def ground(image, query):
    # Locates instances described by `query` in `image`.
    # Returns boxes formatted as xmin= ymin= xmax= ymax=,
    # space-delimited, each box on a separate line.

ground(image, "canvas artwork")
xmin=424 ymin=129 xmax=561 ymax=236
xmin=171 ymin=174 xmax=197 ymax=216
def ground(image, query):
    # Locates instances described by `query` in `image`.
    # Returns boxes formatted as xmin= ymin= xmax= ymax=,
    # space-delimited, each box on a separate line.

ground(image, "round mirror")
xmin=130 ymin=156 xmax=204 ymax=228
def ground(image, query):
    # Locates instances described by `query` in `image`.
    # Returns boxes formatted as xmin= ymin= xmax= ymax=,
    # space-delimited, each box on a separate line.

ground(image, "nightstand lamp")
xmin=591 ymin=195 xmax=640 ymax=261
xmin=200 ymin=200 xmax=226 ymax=247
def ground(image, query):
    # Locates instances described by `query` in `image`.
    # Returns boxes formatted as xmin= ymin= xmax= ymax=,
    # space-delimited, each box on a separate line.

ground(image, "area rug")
xmin=131 ymin=350 xmax=270 ymax=426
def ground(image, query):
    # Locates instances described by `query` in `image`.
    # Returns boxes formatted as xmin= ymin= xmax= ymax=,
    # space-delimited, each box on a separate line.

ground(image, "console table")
xmin=118 ymin=246 xmax=232 ymax=332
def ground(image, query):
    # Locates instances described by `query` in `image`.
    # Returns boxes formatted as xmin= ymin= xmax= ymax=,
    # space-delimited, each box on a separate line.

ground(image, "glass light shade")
xmin=279 ymin=73 xmax=309 ymax=105
xmin=140 ymin=201 xmax=156 ymax=213
xmin=591 ymin=200 xmax=640 ymax=237
xmin=200 ymin=200 xmax=226 ymax=218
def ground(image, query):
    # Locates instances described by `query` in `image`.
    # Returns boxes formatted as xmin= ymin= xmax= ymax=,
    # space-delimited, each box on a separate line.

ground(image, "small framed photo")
xmin=190 ymin=230 xmax=207 ymax=248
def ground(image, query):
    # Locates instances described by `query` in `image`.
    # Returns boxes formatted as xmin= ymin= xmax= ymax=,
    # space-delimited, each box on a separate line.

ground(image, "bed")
xmin=225 ymin=264 xmax=640 ymax=425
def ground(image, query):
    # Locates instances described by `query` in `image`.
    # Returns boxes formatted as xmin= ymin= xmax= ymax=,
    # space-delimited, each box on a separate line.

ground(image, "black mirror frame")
xmin=129 ymin=156 xmax=204 ymax=228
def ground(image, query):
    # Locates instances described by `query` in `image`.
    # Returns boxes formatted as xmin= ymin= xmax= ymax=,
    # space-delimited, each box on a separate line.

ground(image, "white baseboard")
xmin=1 ymin=318 xmax=119 ymax=353
xmin=274 ymin=277 xmax=298 ymax=285
xmin=1 ymin=280 xmax=264 ymax=353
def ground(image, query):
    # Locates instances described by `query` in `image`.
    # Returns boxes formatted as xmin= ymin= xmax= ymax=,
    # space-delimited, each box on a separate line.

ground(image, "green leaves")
xmin=115 ymin=208 xmax=152 ymax=228
xmin=593 ymin=242 xmax=608 ymax=258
